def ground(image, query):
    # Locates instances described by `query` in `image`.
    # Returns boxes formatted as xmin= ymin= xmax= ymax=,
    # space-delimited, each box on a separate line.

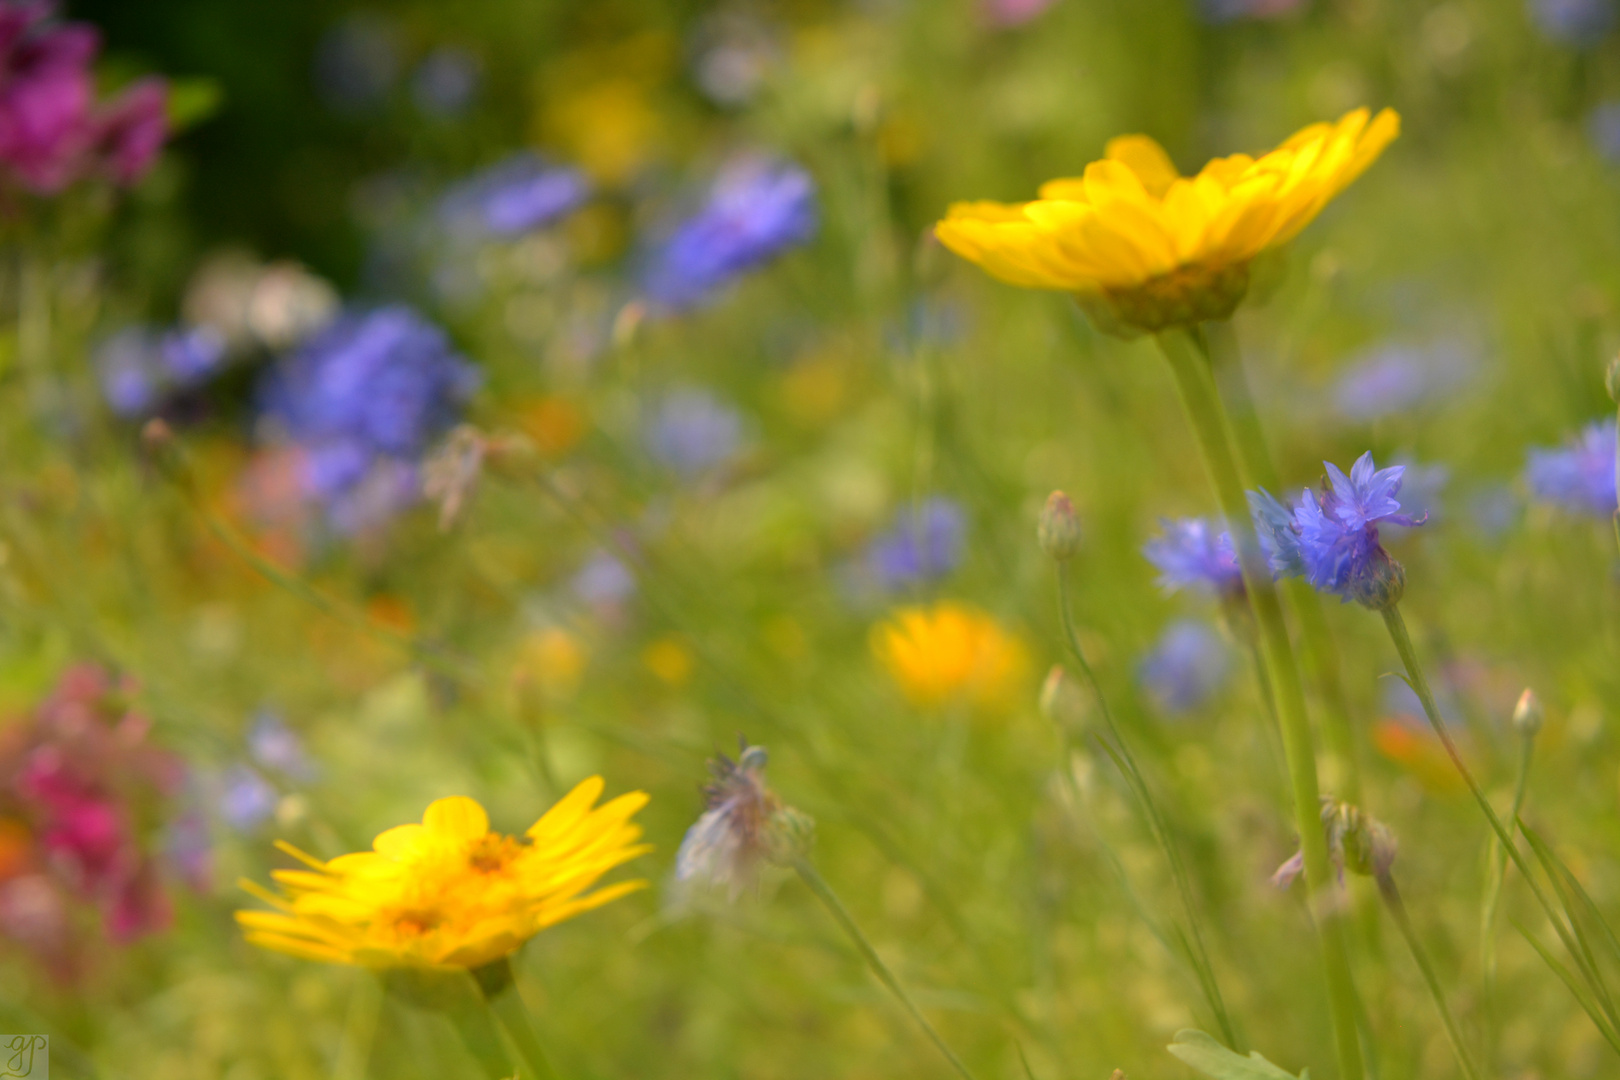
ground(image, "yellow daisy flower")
xmin=236 ymin=777 xmax=650 ymax=970
xmin=934 ymin=107 xmax=1399 ymax=333
xmin=873 ymin=601 xmax=1029 ymax=709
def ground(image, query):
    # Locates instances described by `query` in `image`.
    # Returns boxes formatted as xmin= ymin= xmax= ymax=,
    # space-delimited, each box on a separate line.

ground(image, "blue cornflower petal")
xmin=440 ymin=153 xmax=590 ymax=239
xmin=1247 ymin=489 xmax=1307 ymax=579
xmin=1526 ymin=419 xmax=1618 ymax=517
xmin=1252 ymin=451 xmax=1422 ymax=605
xmin=644 ymin=157 xmax=817 ymax=310
xmin=1143 ymin=517 xmax=1242 ymax=595
xmin=259 ymin=305 xmax=478 ymax=530
xmin=867 ymin=498 xmax=966 ymax=591
xmin=1138 ymin=619 xmax=1230 ymax=715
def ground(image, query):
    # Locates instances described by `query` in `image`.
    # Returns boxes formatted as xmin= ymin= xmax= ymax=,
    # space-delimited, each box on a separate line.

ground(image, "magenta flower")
xmin=0 ymin=3 xmax=169 ymax=194
xmin=0 ymin=664 xmax=187 ymax=977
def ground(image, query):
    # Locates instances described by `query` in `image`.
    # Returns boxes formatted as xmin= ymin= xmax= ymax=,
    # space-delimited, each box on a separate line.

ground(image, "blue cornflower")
xmin=1330 ymin=340 xmax=1471 ymax=422
xmin=97 ymin=329 xmax=162 ymax=417
xmin=248 ymin=710 xmax=315 ymax=782
xmin=1530 ymin=0 xmax=1616 ymax=45
xmin=1248 ymin=488 xmax=1309 ymax=579
xmin=644 ymin=157 xmax=817 ymax=310
xmin=866 ymin=498 xmax=966 ymax=591
xmin=1143 ymin=517 xmax=1243 ymax=596
xmin=1252 ymin=452 xmax=1424 ymax=608
xmin=95 ymin=325 xmax=230 ymax=417
xmin=644 ymin=389 xmax=744 ymax=477
xmin=440 ymin=153 xmax=590 ymax=240
xmin=219 ymin=765 xmax=277 ymax=831
xmin=1526 ymin=419 xmax=1618 ymax=517
xmin=259 ymin=305 xmax=479 ymax=531
xmin=1138 ymin=619 xmax=1230 ymax=716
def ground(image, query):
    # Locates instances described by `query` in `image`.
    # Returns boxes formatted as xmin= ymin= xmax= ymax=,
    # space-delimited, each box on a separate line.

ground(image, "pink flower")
xmin=93 ymin=77 xmax=167 ymax=185
xmin=0 ymin=663 xmax=187 ymax=974
xmin=0 ymin=2 xmax=169 ymax=194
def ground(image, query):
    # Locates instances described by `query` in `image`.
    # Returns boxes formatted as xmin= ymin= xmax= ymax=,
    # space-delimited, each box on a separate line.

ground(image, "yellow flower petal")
xmin=934 ymin=107 xmax=1399 ymax=329
xmin=1105 ymin=134 xmax=1181 ymax=198
xmin=421 ymin=797 xmax=490 ymax=841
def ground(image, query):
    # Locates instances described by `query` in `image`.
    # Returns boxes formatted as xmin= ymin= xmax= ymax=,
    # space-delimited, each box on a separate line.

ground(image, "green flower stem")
xmin=477 ymin=958 xmax=561 ymax=1080
xmin=1055 ymin=561 xmax=1239 ymax=1049
xmin=1379 ymin=604 xmax=1615 ymax=1023
xmin=792 ymin=857 xmax=981 ymax=1080
xmin=443 ymin=982 xmax=519 ymax=1080
xmin=1481 ymin=727 xmax=1535 ymax=991
xmin=1205 ymin=319 xmax=1363 ymax=804
xmin=1375 ymin=872 xmax=1482 ymax=1080
xmin=1157 ymin=326 xmax=1364 ymax=1080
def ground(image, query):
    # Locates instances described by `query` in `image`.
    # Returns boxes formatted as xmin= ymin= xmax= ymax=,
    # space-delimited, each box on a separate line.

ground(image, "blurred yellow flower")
xmin=872 ymin=602 xmax=1028 ymax=708
xmin=935 ymin=107 xmax=1399 ymax=332
xmin=642 ymin=635 xmax=694 ymax=686
xmin=516 ymin=626 xmax=588 ymax=698
xmin=236 ymin=778 xmax=649 ymax=970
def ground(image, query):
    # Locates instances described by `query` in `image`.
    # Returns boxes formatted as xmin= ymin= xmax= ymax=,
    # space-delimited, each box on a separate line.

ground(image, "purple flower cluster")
xmin=439 ymin=152 xmax=590 ymax=240
xmin=644 ymin=157 xmax=817 ymax=310
xmin=1143 ymin=517 xmax=1243 ymax=596
xmin=1525 ymin=419 xmax=1617 ymax=517
xmin=95 ymin=325 xmax=229 ymax=418
xmin=1251 ymin=453 xmax=1424 ymax=608
xmin=1529 ymin=0 xmax=1616 ymax=46
xmin=258 ymin=305 xmax=479 ymax=533
xmin=866 ymin=498 xmax=966 ymax=592
xmin=0 ymin=2 xmax=168 ymax=194
xmin=1138 ymin=620 xmax=1230 ymax=715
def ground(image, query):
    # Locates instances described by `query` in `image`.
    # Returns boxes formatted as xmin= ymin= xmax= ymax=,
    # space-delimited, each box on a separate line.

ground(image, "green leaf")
xmin=166 ymin=77 xmax=224 ymax=132
xmin=1168 ymin=1030 xmax=1309 ymax=1080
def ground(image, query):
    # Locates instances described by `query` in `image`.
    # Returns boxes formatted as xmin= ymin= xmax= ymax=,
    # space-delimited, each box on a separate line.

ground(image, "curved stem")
xmin=1381 ymin=604 xmax=1620 ymax=1036
xmin=1377 ymin=873 xmax=1482 ymax=1080
xmin=1205 ymin=320 xmax=1363 ymax=804
xmin=1056 ymin=562 xmax=1239 ymax=1049
xmin=1481 ymin=732 xmax=1535 ymax=994
xmin=477 ymin=958 xmax=560 ymax=1080
xmin=1157 ymin=326 xmax=1364 ymax=1080
xmin=793 ymin=857 xmax=981 ymax=1080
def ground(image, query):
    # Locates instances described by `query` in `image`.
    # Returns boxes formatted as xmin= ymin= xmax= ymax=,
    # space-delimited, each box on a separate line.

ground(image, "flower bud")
xmin=1512 ymin=688 xmax=1543 ymax=738
xmin=1350 ymin=551 xmax=1405 ymax=611
xmin=764 ymin=805 xmax=817 ymax=866
xmin=1038 ymin=491 xmax=1082 ymax=562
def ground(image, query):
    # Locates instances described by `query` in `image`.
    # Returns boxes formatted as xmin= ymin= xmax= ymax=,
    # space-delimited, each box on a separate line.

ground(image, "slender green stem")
xmin=1380 ymin=604 xmax=1620 ymax=1035
xmin=1157 ymin=326 xmax=1364 ymax=1080
xmin=333 ymin=972 xmax=383 ymax=1080
xmin=1056 ymin=562 xmax=1239 ymax=1049
xmin=1206 ymin=320 xmax=1363 ymax=804
xmin=1481 ymin=732 xmax=1535 ymax=990
xmin=792 ymin=857 xmax=981 ymax=1080
xmin=478 ymin=958 xmax=561 ymax=1080
xmin=444 ymin=987 xmax=518 ymax=1080
xmin=1376 ymin=873 xmax=1482 ymax=1080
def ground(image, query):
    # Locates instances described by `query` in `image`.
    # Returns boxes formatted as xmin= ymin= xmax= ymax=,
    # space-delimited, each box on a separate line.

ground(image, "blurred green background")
xmin=5 ymin=0 xmax=1620 ymax=1078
